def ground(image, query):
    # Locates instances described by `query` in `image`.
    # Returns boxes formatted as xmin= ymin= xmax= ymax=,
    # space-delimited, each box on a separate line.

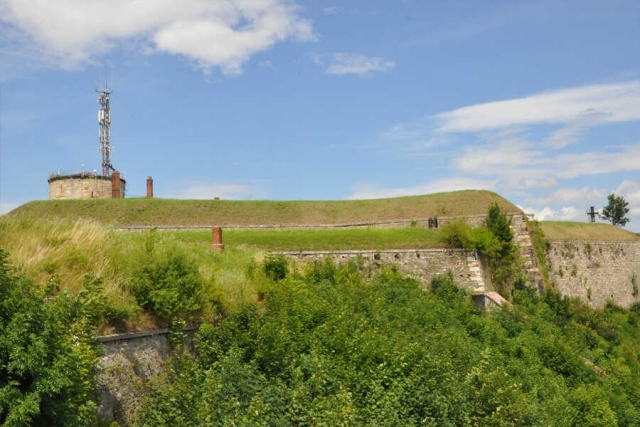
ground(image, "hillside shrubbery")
xmin=0 ymin=249 xmax=101 ymax=426
xmin=2 ymin=212 xmax=640 ymax=425
xmin=136 ymin=257 xmax=640 ymax=426
xmin=440 ymin=203 xmax=522 ymax=296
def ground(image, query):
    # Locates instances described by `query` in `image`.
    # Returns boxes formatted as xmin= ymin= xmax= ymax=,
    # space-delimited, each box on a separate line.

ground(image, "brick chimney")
xmin=211 ymin=227 xmax=224 ymax=251
xmin=146 ymin=176 xmax=153 ymax=198
xmin=111 ymin=171 xmax=121 ymax=199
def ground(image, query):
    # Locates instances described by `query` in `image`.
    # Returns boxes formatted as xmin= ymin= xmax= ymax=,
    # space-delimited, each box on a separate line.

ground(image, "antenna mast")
xmin=97 ymin=66 xmax=114 ymax=176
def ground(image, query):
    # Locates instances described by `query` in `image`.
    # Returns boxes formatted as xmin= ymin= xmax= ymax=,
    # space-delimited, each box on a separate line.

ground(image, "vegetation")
xmin=539 ymin=221 xmax=640 ymax=241
xmin=6 ymin=190 xmax=518 ymax=226
xmin=602 ymin=193 xmax=631 ymax=227
xmin=2 ymin=207 xmax=640 ymax=425
xmin=136 ymin=258 xmax=640 ymax=426
xmin=0 ymin=249 xmax=101 ymax=426
xmin=172 ymin=227 xmax=445 ymax=251
xmin=0 ymin=218 xmax=261 ymax=331
xmin=529 ymin=219 xmax=551 ymax=287
xmin=439 ymin=203 xmax=521 ymax=296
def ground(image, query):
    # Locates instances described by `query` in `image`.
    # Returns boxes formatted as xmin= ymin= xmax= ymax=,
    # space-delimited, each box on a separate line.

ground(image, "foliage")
xmin=602 ymin=193 xmax=631 ymax=227
xmin=440 ymin=204 xmax=521 ymax=297
xmin=262 ymin=254 xmax=289 ymax=281
xmin=131 ymin=254 xmax=204 ymax=322
xmin=0 ymin=248 xmax=100 ymax=426
xmin=529 ymin=219 xmax=551 ymax=287
xmin=137 ymin=259 xmax=640 ymax=425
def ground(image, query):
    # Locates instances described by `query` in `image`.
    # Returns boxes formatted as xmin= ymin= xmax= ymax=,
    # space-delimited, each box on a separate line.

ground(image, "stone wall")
xmin=278 ymin=249 xmax=488 ymax=293
xmin=96 ymin=328 xmax=195 ymax=425
xmin=547 ymin=241 xmax=640 ymax=308
xmin=48 ymin=173 xmax=126 ymax=200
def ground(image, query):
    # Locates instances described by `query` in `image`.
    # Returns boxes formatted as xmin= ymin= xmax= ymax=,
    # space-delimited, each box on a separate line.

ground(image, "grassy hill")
xmin=539 ymin=221 xmax=640 ymax=241
xmin=6 ymin=190 xmax=519 ymax=226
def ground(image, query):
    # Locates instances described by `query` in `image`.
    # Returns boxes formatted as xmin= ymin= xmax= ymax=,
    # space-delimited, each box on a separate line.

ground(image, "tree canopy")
xmin=601 ymin=193 xmax=630 ymax=227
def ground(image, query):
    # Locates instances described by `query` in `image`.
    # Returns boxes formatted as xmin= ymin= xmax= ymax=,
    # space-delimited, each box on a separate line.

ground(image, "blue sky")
xmin=1 ymin=0 xmax=639 ymax=230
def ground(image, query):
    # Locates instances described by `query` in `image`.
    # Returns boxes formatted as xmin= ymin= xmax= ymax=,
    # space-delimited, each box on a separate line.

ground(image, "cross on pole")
xmin=586 ymin=206 xmax=599 ymax=223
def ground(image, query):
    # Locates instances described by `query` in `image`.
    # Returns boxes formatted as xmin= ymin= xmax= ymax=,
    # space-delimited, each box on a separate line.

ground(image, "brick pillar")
xmin=212 ymin=227 xmax=224 ymax=251
xmin=146 ymin=176 xmax=153 ymax=198
xmin=111 ymin=171 xmax=121 ymax=199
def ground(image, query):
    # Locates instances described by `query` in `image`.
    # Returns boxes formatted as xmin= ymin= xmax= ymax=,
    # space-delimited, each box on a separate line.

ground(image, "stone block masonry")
xmin=277 ymin=249 xmax=488 ymax=293
xmin=95 ymin=328 xmax=196 ymax=424
xmin=48 ymin=172 xmax=126 ymax=200
xmin=547 ymin=241 xmax=640 ymax=308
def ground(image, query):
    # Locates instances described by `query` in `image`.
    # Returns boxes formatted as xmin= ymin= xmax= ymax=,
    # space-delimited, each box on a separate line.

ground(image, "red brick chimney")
xmin=146 ymin=176 xmax=153 ymax=198
xmin=111 ymin=171 xmax=121 ymax=199
xmin=211 ymin=227 xmax=224 ymax=251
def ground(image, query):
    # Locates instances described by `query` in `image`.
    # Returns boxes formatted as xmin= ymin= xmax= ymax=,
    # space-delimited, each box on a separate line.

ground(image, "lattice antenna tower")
xmin=96 ymin=65 xmax=114 ymax=176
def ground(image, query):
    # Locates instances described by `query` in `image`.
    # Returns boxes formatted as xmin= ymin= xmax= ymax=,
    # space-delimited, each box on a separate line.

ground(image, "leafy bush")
xmin=0 ymin=248 xmax=100 ymax=426
xmin=131 ymin=254 xmax=204 ymax=321
xmin=439 ymin=219 xmax=474 ymax=249
xmin=430 ymin=271 xmax=466 ymax=306
xmin=305 ymin=256 xmax=338 ymax=284
xmin=262 ymin=254 xmax=289 ymax=281
xmin=139 ymin=259 xmax=640 ymax=425
xmin=439 ymin=205 xmax=521 ymax=297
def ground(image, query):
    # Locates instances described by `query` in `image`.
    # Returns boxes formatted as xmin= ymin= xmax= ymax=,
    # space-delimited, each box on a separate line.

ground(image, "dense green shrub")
xmin=262 ymin=254 xmax=289 ymax=281
xmin=137 ymin=260 xmax=640 ymax=425
xmin=439 ymin=204 xmax=521 ymax=297
xmin=0 ymin=248 xmax=100 ymax=426
xmin=131 ymin=254 xmax=204 ymax=321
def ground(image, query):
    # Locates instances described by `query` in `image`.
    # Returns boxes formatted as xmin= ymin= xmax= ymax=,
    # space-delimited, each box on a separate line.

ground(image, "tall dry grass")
xmin=0 ymin=217 xmax=266 ymax=331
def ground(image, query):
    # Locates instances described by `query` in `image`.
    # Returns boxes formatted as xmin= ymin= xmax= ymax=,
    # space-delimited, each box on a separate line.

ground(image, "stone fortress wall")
xmin=279 ymin=248 xmax=488 ymax=294
xmin=277 ymin=212 xmax=543 ymax=295
xmin=94 ymin=212 xmax=640 ymax=424
xmin=547 ymin=241 xmax=640 ymax=308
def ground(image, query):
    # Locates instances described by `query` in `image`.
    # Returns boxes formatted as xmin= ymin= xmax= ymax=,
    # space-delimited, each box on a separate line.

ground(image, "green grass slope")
xmin=6 ymin=190 xmax=519 ymax=226
xmin=540 ymin=221 xmax=640 ymax=241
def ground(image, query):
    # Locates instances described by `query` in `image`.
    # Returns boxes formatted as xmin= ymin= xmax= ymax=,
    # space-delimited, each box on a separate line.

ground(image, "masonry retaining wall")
xmin=278 ymin=249 xmax=489 ymax=293
xmin=96 ymin=328 xmax=196 ymax=425
xmin=547 ymin=241 xmax=640 ymax=308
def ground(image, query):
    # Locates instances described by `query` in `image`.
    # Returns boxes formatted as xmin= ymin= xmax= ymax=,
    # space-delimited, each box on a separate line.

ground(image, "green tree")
xmin=601 ymin=193 xmax=630 ymax=227
xmin=0 ymin=248 xmax=100 ymax=426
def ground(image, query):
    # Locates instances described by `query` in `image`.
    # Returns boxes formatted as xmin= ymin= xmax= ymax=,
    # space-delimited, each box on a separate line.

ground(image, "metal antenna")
xmin=96 ymin=63 xmax=114 ymax=176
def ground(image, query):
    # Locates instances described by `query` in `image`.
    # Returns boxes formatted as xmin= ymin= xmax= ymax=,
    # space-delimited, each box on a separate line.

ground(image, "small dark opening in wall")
xmin=416 ymin=252 xmax=421 ymax=259
xmin=394 ymin=253 xmax=400 ymax=259
xmin=374 ymin=253 xmax=381 ymax=260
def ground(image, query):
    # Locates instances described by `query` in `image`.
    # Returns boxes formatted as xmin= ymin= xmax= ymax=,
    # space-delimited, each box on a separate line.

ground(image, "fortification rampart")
xmin=547 ymin=241 xmax=640 ymax=308
xmin=278 ymin=249 xmax=488 ymax=293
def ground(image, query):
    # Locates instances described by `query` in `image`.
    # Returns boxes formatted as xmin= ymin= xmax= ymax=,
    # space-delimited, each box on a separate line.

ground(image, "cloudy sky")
xmin=0 ymin=0 xmax=639 ymax=230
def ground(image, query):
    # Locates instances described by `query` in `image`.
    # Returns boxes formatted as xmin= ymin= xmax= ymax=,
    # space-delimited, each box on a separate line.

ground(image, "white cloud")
xmin=170 ymin=183 xmax=256 ymax=200
xmin=0 ymin=0 xmax=315 ymax=74
xmin=541 ymin=109 xmax=610 ymax=149
xmin=433 ymin=80 xmax=640 ymax=133
xmin=524 ymin=186 xmax=607 ymax=206
xmin=615 ymin=179 xmax=640 ymax=217
xmin=346 ymin=177 xmax=496 ymax=200
xmin=518 ymin=180 xmax=640 ymax=229
xmin=455 ymin=140 xmax=640 ymax=180
xmin=519 ymin=205 xmax=584 ymax=222
xmin=315 ymin=53 xmax=395 ymax=76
